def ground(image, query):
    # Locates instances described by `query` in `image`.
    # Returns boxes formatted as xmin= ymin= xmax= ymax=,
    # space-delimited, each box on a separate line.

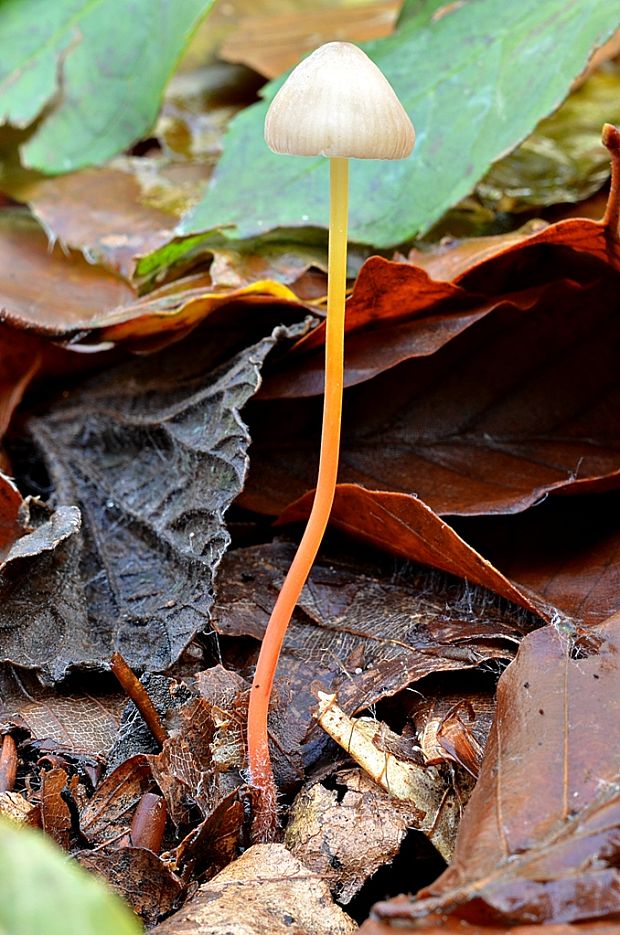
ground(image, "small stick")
xmin=110 ymin=652 xmax=168 ymax=747
xmin=0 ymin=734 xmax=18 ymax=793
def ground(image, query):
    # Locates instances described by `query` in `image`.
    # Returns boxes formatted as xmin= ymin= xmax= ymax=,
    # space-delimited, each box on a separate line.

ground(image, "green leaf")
xmin=0 ymin=0 xmax=215 ymax=174
xmin=0 ymin=817 xmax=142 ymax=935
xmin=180 ymin=0 xmax=620 ymax=248
xmin=478 ymin=67 xmax=620 ymax=212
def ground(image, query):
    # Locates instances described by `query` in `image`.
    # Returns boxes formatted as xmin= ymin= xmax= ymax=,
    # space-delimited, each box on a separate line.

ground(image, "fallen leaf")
xmin=477 ymin=68 xmax=620 ymax=213
xmin=0 ymin=497 xmax=87 ymax=679
xmin=370 ymin=613 xmax=620 ymax=927
xmin=3 ymin=325 xmax=300 ymax=680
xmin=151 ymin=843 xmax=357 ymax=935
xmin=0 ymin=790 xmax=36 ymax=821
xmin=363 ymin=915 xmax=620 ymax=934
xmin=285 ymin=768 xmax=424 ymax=903
xmin=315 ymin=693 xmax=470 ymax=863
xmin=0 ymin=211 xmax=134 ymax=333
xmin=246 ymin=276 xmax=620 ymax=517
xmin=80 ymin=755 xmax=154 ymax=848
xmin=413 ymin=694 xmax=490 ymax=779
xmin=0 ymin=472 xmax=27 ymax=557
xmin=457 ymin=492 xmax=620 ymax=628
xmin=0 ymin=0 xmax=215 ymax=173
xmin=180 ymin=0 xmax=620 ymax=246
xmin=12 ymin=167 xmax=178 ymax=282
xmin=0 ymin=209 xmax=309 ymax=342
xmin=0 ymin=330 xmax=40 ymax=447
xmin=0 ymin=665 xmax=124 ymax=756
xmin=220 ymin=0 xmax=400 ymax=79
xmin=212 ymin=540 xmax=537 ymax=773
xmin=166 ymin=788 xmax=245 ymax=884
xmin=78 ymin=845 xmax=184 ymax=925
xmin=147 ymin=696 xmax=242 ymax=827
xmin=39 ymin=767 xmax=75 ymax=850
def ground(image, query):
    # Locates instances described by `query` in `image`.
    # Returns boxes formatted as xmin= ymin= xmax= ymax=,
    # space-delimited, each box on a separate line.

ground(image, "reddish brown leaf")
xmin=277 ymin=485 xmax=552 ymax=618
xmin=0 ymin=473 xmax=26 ymax=558
xmin=39 ymin=767 xmax=75 ymax=850
xmin=362 ymin=913 xmax=620 ymax=934
xmin=458 ymin=492 xmax=620 ymax=627
xmin=0 ymin=211 xmax=310 ymax=346
xmin=0 ymin=212 xmax=135 ymax=333
xmin=166 ymin=788 xmax=245 ymax=884
xmin=13 ymin=167 xmax=176 ymax=282
xmin=244 ymin=277 xmax=620 ymax=517
xmin=220 ymin=1 xmax=400 ymax=79
xmin=370 ymin=613 xmax=620 ymax=928
xmin=263 ymin=125 xmax=620 ymax=400
xmin=278 ymin=486 xmax=619 ymax=628
xmin=80 ymin=755 xmax=154 ymax=847
xmin=0 ymin=330 xmax=40 ymax=447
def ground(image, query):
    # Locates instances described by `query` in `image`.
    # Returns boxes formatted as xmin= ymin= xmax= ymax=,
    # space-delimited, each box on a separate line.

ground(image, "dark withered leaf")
xmin=8 ymin=324 xmax=301 ymax=681
xmin=77 ymin=845 xmax=184 ymax=925
xmin=80 ymin=755 xmax=155 ymax=848
xmin=212 ymin=541 xmax=539 ymax=772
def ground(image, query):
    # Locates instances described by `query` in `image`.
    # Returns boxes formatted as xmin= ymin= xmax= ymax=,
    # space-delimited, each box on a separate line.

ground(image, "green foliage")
xmin=180 ymin=0 xmax=620 ymax=247
xmin=479 ymin=67 xmax=620 ymax=211
xmin=0 ymin=0 xmax=214 ymax=174
xmin=0 ymin=818 xmax=142 ymax=935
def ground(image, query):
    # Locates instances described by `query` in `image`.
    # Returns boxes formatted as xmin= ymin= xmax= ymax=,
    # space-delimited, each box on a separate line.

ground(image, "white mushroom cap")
xmin=264 ymin=42 xmax=415 ymax=160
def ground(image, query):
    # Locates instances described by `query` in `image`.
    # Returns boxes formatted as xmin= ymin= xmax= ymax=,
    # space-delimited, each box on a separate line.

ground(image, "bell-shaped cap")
xmin=264 ymin=42 xmax=415 ymax=160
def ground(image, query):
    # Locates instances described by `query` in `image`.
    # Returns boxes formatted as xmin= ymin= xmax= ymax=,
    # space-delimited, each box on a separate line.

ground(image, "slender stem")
xmin=247 ymin=157 xmax=349 ymax=840
xmin=110 ymin=652 xmax=169 ymax=748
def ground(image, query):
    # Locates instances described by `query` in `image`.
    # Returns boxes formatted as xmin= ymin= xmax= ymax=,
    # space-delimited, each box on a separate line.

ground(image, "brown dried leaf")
xmin=246 ymin=277 xmax=620 ymax=518
xmin=11 ymin=167 xmax=176 ymax=282
xmin=166 ymin=788 xmax=245 ymax=884
xmin=0 ymin=790 xmax=35 ymax=822
xmin=371 ymin=613 xmax=620 ymax=927
xmin=39 ymin=767 xmax=75 ymax=850
xmin=80 ymin=755 xmax=154 ymax=847
xmin=212 ymin=541 xmax=537 ymax=773
xmin=0 ymin=212 xmax=135 ymax=334
xmin=0 ymin=666 xmax=124 ymax=756
xmin=459 ymin=491 xmax=620 ymax=627
xmin=147 ymin=697 xmax=237 ymax=827
xmin=363 ymin=914 xmax=620 ymax=934
xmin=0 ymin=210 xmax=309 ymax=347
xmin=78 ymin=845 xmax=184 ymax=925
xmin=285 ymin=768 xmax=423 ymax=903
xmin=316 ymin=694 xmax=470 ymax=863
xmin=152 ymin=843 xmax=357 ymax=935
xmin=220 ymin=0 xmax=400 ymax=78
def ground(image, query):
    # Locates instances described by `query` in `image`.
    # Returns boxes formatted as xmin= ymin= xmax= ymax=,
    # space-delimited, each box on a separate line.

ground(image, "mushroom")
xmin=247 ymin=41 xmax=415 ymax=840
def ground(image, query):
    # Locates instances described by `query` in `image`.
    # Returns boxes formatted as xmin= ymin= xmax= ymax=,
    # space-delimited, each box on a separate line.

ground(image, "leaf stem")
xmin=247 ymin=157 xmax=349 ymax=840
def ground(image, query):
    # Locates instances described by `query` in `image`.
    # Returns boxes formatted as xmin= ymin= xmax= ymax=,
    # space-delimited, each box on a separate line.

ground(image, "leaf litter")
xmin=0 ymin=13 xmax=620 ymax=933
